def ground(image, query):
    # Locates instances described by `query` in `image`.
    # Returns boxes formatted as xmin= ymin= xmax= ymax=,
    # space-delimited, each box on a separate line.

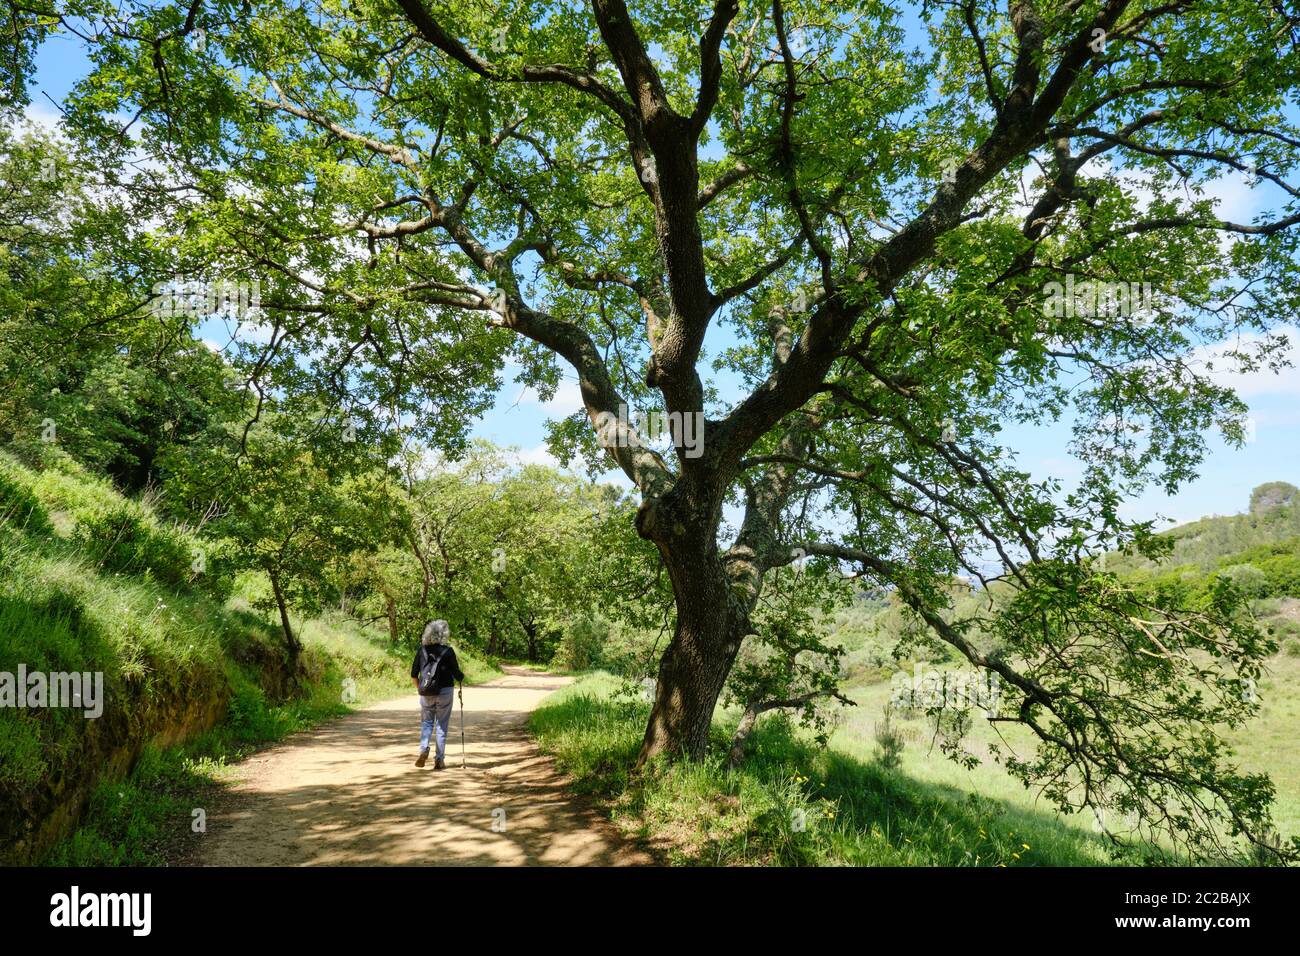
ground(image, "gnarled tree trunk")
xmin=638 ymin=602 xmax=745 ymax=762
xmin=636 ymin=483 xmax=751 ymax=764
xmin=632 ymin=409 xmax=814 ymax=766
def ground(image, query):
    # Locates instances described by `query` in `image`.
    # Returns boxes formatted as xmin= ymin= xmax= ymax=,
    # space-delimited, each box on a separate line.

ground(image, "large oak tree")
xmin=46 ymin=0 xmax=1300 ymax=859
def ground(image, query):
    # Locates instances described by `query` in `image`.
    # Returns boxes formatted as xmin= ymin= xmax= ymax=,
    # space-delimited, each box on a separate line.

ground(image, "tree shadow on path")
xmin=198 ymin=668 xmax=653 ymax=866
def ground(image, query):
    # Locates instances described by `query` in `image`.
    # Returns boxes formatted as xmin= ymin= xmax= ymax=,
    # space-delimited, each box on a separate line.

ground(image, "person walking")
xmin=411 ymin=619 xmax=465 ymax=770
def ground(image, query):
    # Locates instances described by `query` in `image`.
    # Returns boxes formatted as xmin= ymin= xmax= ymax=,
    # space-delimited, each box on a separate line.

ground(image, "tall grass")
xmin=530 ymin=673 xmax=1111 ymax=866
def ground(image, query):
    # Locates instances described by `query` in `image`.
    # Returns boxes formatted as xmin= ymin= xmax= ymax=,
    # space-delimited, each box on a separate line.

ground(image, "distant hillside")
xmin=828 ymin=482 xmax=1300 ymax=684
xmin=1111 ymin=481 xmax=1300 ymax=576
xmin=1102 ymin=483 xmax=1300 ymax=631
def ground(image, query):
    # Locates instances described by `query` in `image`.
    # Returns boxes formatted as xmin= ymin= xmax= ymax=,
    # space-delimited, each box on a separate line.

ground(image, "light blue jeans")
xmin=419 ymin=688 xmax=454 ymax=760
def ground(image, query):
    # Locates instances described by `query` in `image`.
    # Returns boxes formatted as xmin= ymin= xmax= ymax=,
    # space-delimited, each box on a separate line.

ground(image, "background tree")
xmin=378 ymin=442 xmax=653 ymax=660
xmin=0 ymin=122 xmax=171 ymax=461
xmin=167 ymin=409 xmax=401 ymax=665
xmin=489 ymin=463 xmax=623 ymax=661
xmin=1250 ymin=481 xmax=1298 ymax=516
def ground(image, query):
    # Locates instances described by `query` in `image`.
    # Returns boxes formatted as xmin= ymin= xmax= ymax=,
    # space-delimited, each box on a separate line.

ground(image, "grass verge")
xmin=530 ymin=673 xmax=1114 ymax=866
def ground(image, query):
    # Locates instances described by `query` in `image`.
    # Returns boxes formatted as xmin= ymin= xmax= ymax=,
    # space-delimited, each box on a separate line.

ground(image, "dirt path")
xmin=198 ymin=667 xmax=651 ymax=866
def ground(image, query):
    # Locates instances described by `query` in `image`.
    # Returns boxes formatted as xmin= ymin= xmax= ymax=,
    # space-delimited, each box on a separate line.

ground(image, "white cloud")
xmin=514 ymin=443 xmax=562 ymax=469
xmin=1185 ymin=325 xmax=1300 ymax=398
xmin=20 ymin=101 xmax=66 ymax=136
xmin=513 ymin=375 xmax=585 ymax=416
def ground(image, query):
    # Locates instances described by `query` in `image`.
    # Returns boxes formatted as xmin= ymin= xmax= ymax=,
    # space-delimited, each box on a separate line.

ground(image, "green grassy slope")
xmin=531 ymin=673 xmax=1108 ymax=866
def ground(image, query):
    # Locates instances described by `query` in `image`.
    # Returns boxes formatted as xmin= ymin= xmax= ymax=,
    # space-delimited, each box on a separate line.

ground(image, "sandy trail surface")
xmin=198 ymin=666 xmax=651 ymax=866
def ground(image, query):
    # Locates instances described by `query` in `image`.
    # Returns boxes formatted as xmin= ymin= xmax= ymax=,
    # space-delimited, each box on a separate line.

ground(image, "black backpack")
xmin=417 ymin=645 xmax=450 ymax=695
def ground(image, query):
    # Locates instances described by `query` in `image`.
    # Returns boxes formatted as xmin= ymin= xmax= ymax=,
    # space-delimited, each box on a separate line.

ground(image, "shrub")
xmin=592 ymin=619 xmax=661 ymax=677
xmin=873 ymin=703 xmax=906 ymax=770
xmin=1259 ymin=554 xmax=1300 ymax=598
xmin=556 ymin=614 xmax=607 ymax=671
xmin=27 ymin=461 xmax=121 ymax=517
xmin=1217 ymin=563 xmax=1270 ymax=599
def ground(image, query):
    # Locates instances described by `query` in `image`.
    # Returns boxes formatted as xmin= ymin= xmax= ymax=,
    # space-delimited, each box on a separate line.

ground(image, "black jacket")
xmin=411 ymin=644 xmax=465 ymax=693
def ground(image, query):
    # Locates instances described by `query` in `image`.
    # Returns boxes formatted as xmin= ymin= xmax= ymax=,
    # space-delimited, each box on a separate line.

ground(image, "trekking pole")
xmin=458 ymin=684 xmax=466 ymax=768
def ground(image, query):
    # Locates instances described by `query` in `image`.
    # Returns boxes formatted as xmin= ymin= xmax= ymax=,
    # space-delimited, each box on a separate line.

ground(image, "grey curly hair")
xmin=421 ymin=619 xmax=450 ymax=645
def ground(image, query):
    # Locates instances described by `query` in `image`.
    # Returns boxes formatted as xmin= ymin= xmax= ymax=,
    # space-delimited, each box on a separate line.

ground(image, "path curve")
xmin=198 ymin=667 xmax=651 ymax=866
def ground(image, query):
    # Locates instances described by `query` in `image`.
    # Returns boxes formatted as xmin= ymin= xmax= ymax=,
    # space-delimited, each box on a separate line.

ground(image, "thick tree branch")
xmin=393 ymin=0 xmax=635 ymax=124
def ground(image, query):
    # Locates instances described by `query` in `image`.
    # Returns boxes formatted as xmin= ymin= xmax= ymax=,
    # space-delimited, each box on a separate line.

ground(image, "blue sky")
xmin=25 ymin=16 xmax=1299 ymax=531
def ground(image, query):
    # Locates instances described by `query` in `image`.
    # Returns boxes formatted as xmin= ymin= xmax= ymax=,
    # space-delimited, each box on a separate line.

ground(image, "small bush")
xmin=1264 ymin=615 xmax=1300 ymax=643
xmin=873 ymin=704 xmax=906 ymax=770
xmin=555 ymin=614 xmax=607 ymax=671
xmin=1218 ymin=563 xmax=1270 ymax=599
xmin=1259 ymin=554 xmax=1300 ymax=598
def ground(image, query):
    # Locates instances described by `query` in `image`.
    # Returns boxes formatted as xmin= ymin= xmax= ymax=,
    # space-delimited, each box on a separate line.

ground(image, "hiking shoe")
xmin=434 ymin=757 xmax=445 ymax=770
xmin=415 ymin=750 xmax=429 ymax=768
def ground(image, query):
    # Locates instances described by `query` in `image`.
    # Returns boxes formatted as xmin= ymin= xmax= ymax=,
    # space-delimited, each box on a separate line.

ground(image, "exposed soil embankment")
xmin=1 ymin=635 xmax=295 ymax=865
